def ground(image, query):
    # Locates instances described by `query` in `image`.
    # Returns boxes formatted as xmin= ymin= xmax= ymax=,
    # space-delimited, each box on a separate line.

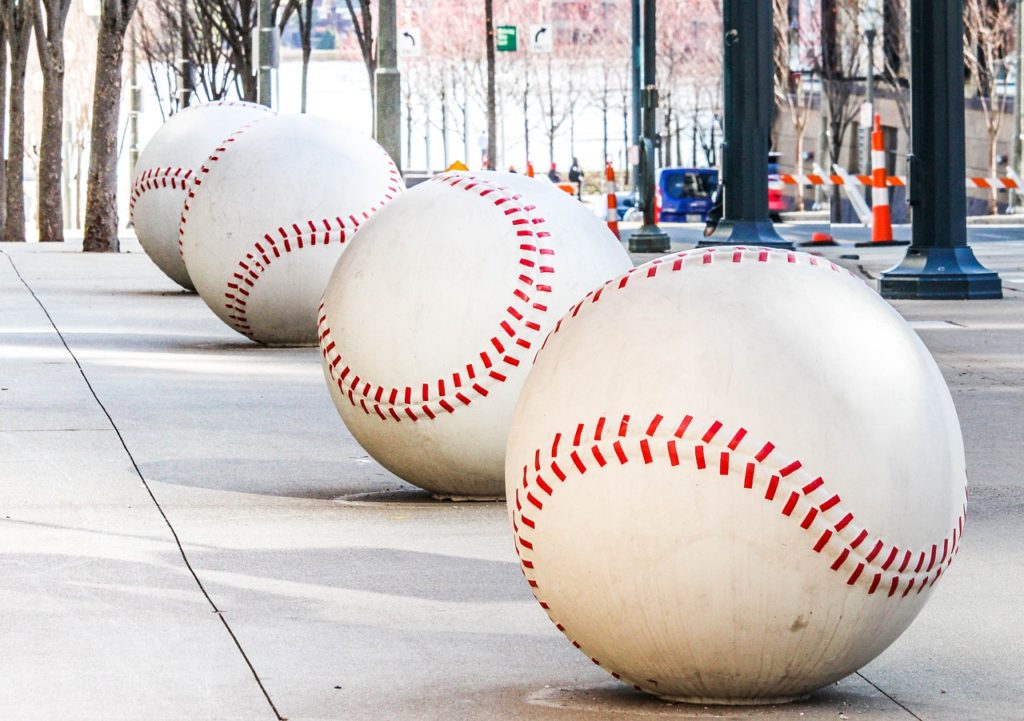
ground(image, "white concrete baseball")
xmin=130 ymin=101 xmax=274 ymax=291
xmin=179 ymin=114 xmax=402 ymax=346
xmin=506 ymin=246 xmax=967 ymax=703
xmin=318 ymin=171 xmax=632 ymax=499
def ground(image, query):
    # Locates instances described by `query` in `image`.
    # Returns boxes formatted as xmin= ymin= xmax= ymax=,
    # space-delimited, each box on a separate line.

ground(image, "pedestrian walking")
xmin=568 ymin=157 xmax=583 ymax=199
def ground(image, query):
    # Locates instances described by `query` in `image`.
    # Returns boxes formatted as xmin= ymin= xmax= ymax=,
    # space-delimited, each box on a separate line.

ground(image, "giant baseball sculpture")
xmin=130 ymin=101 xmax=275 ymax=291
xmin=506 ymin=246 xmax=967 ymax=703
xmin=179 ymin=114 xmax=402 ymax=345
xmin=318 ymin=172 xmax=632 ymax=499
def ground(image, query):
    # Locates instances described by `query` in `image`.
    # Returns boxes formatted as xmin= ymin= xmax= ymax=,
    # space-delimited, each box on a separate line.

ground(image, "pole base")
xmin=628 ymin=224 xmax=671 ymax=253
xmin=854 ymin=239 xmax=910 ymax=248
xmin=697 ymin=220 xmax=794 ymax=249
xmin=880 ymin=246 xmax=1002 ymax=299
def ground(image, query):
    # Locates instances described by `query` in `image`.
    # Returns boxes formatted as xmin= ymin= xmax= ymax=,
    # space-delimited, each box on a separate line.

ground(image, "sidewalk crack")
xmin=856 ymin=671 xmax=926 ymax=720
xmin=2 ymin=251 xmax=286 ymax=721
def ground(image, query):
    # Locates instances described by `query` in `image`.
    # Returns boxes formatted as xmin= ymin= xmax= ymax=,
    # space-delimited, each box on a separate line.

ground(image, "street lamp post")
xmin=699 ymin=0 xmax=792 ymax=248
xmin=375 ymin=0 xmax=402 ymax=170
xmin=628 ymin=0 xmax=670 ymax=253
xmin=863 ymin=26 xmax=876 ymax=194
xmin=879 ymin=0 xmax=1001 ymax=299
xmin=257 ymin=0 xmax=274 ymax=107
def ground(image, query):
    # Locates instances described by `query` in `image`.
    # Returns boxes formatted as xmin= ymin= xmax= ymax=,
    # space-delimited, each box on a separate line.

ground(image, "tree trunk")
xmin=989 ymin=132 xmax=998 ymax=215
xmin=0 ymin=17 xmax=8 ymax=236
xmin=794 ymin=126 xmax=805 ymax=211
xmin=300 ymin=0 xmax=312 ymax=112
xmin=38 ymin=59 xmax=66 ymax=241
xmin=622 ymin=101 xmax=629 ymax=186
xmin=5 ymin=35 xmax=30 ymax=243
xmin=84 ymin=19 xmax=129 ymax=252
xmin=440 ymin=79 xmax=449 ymax=167
xmin=601 ymin=98 xmax=608 ymax=165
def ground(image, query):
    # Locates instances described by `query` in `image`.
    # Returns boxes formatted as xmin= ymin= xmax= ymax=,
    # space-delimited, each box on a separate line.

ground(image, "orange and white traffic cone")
xmin=605 ymin=161 xmax=620 ymax=239
xmin=526 ymin=161 xmax=535 ymax=178
xmin=857 ymin=114 xmax=909 ymax=247
xmin=799 ymin=230 xmax=838 ymax=247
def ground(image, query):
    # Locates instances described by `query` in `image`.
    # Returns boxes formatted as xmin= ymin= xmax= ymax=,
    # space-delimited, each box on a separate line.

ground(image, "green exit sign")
xmin=497 ymin=25 xmax=517 ymax=52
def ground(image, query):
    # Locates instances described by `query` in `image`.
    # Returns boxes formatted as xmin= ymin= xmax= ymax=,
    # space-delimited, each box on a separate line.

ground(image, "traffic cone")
xmin=799 ymin=231 xmax=838 ymax=247
xmin=605 ymin=161 xmax=620 ymax=240
xmin=856 ymin=114 xmax=909 ymax=247
xmin=526 ymin=161 xmax=535 ymax=178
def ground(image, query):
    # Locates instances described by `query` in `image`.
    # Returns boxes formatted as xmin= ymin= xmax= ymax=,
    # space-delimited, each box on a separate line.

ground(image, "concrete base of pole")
xmin=696 ymin=220 xmax=794 ymax=249
xmin=880 ymin=246 xmax=1003 ymax=299
xmin=628 ymin=224 xmax=671 ymax=253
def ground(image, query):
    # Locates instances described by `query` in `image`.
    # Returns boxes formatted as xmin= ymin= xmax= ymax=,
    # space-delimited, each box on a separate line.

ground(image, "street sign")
xmin=399 ymin=27 xmax=421 ymax=56
xmin=497 ymin=25 xmax=518 ymax=52
xmin=530 ymin=24 xmax=552 ymax=53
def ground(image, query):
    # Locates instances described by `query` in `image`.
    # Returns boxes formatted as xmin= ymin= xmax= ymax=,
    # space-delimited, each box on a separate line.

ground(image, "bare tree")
xmin=773 ymin=0 xmax=818 ymax=210
xmin=288 ymin=0 xmax=314 ymax=112
xmin=535 ymin=55 xmax=569 ymax=170
xmin=817 ymin=0 xmax=864 ymax=222
xmin=33 ymin=0 xmax=73 ymax=242
xmin=83 ymin=0 xmax=140 ymax=252
xmin=195 ymin=0 xmax=258 ymax=100
xmin=344 ymin=0 xmax=375 ymax=109
xmin=964 ymin=0 xmax=1015 ymax=214
xmin=3 ymin=0 xmax=33 ymax=243
xmin=879 ymin=0 xmax=911 ymax=175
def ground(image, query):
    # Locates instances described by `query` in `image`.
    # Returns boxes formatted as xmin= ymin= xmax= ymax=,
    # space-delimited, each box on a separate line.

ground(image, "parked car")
xmin=657 ymin=168 xmax=719 ymax=223
xmin=615 ymin=191 xmax=638 ymax=221
xmin=655 ymin=165 xmax=788 ymax=223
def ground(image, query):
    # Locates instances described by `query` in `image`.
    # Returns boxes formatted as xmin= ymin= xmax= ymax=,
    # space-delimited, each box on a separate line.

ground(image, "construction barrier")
xmin=780 ymin=172 xmax=1018 ymax=190
xmin=605 ymin=162 xmax=620 ymax=239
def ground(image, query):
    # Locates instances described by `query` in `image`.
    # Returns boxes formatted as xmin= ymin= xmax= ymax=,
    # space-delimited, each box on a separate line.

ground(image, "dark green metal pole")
xmin=699 ymin=0 xmax=791 ymax=248
xmin=631 ymin=0 xmax=641 ymax=193
xmin=628 ymin=0 xmax=670 ymax=253
xmin=879 ymin=0 xmax=1001 ymax=299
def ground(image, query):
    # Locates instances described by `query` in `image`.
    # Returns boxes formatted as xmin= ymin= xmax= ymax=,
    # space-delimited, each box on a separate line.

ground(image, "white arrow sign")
xmin=400 ymin=27 xmax=422 ymax=56
xmin=530 ymin=24 xmax=552 ymax=53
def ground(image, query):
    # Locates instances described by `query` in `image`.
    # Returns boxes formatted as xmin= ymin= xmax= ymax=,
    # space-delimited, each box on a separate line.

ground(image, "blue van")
xmin=657 ymin=168 xmax=719 ymax=223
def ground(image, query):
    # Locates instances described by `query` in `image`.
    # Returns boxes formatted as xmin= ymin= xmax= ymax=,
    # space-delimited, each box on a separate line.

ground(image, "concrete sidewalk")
xmin=0 ymin=237 xmax=1022 ymax=721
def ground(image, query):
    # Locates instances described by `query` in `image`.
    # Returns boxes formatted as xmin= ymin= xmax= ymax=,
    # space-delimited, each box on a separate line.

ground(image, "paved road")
xmin=621 ymin=221 xmax=1024 ymax=248
xmin=1 ymin=233 xmax=1022 ymax=720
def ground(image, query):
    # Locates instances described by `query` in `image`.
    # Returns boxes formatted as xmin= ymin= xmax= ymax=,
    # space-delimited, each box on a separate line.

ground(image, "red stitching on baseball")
xmin=317 ymin=172 xmax=557 ymax=421
xmin=176 ymin=117 xmax=401 ymax=340
xmin=132 ymin=101 xmax=274 ymax=221
xmin=129 ymin=166 xmax=194 ymax=218
xmin=510 ymin=411 xmax=967 ymax=685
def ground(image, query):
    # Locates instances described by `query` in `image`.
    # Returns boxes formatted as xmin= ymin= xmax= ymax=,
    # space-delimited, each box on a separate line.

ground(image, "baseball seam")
xmin=129 ymin=166 xmax=194 ymax=218
xmin=177 ymin=118 xmax=402 ymax=340
xmin=541 ymin=245 xmax=860 ymax=355
xmin=511 ymin=412 xmax=966 ymax=690
xmin=316 ymin=171 xmax=556 ymax=423
xmin=130 ymin=101 xmax=274 ymax=220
